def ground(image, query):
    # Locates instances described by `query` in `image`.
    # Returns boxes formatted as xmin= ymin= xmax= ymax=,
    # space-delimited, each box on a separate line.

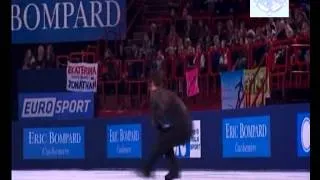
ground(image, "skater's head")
xmin=149 ymin=71 xmax=163 ymax=91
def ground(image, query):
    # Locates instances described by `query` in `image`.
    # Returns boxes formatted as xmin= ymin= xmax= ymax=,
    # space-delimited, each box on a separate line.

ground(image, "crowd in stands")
xmin=22 ymin=44 xmax=56 ymax=70
xmin=20 ymin=0 xmax=310 ymax=94
xmin=17 ymin=0 xmax=310 ymax=111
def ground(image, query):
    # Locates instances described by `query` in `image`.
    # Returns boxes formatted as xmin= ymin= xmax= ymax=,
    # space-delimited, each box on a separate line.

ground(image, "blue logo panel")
xmin=18 ymin=92 xmax=94 ymax=120
xmin=12 ymin=0 xmax=126 ymax=44
xmin=107 ymin=124 xmax=142 ymax=158
xmin=23 ymin=127 xmax=85 ymax=159
xmin=297 ymin=112 xmax=310 ymax=157
xmin=222 ymin=116 xmax=271 ymax=158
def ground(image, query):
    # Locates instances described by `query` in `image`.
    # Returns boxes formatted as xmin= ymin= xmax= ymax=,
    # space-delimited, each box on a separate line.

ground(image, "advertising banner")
xmin=66 ymin=62 xmax=98 ymax=92
xmin=297 ymin=112 xmax=310 ymax=157
xmin=243 ymin=67 xmax=270 ymax=107
xmin=222 ymin=115 xmax=271 ymax=158
xmin=12 ymin=0 xmax=126 ymax=44
xmin=185 ymin=68 xmax=199 ymax=97
xmin=23 ymin=126 xmax=85 ymax=159
xmin=106 ymin=124 xmax=142 ymax=158
xmin=220 ymin=70 xmax=244 ymax=110
xmin=174 ymin=120 xmax=201 ymax=158
xmin=18 ymin=92 xmax=94 ymax=120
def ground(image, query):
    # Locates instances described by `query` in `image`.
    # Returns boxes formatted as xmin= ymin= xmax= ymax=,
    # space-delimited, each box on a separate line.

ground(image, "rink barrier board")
xmin=12 ymin=103 xmax=310 ymax=170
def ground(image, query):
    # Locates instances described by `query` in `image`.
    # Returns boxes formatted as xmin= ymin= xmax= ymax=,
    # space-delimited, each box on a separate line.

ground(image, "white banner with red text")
xmin=66 ymin=62 xmax=98 ymax=92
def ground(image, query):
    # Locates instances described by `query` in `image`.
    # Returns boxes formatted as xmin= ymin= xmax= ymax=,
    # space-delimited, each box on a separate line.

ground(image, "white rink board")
xmin=12 ymin=170 xmax=310 ymax=180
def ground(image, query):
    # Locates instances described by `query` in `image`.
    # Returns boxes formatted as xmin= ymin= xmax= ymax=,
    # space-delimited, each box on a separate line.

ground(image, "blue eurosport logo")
xmin=107 ymin=124 xmax=142 ymax=158
xmin=18 ymin=92 xmax=94 ymax=120
xmin=12 ymin=0 xmax=126 ymax=44
xmin=23 ymin=127 xmax=85 ymax=159
xmin=297 ymin=112 xmax=310 ymax=157
xmin=222 ymin=116 xmax=271 ymax=158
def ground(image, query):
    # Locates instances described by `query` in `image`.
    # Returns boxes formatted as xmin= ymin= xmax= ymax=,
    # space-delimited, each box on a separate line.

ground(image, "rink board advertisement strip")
xmin=12 ymin=103 xmax=310 ymax=170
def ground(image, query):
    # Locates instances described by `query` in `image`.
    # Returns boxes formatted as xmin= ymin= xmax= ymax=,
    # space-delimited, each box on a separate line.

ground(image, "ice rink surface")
xmin=12 ymin=170 xmax=310 ymax=180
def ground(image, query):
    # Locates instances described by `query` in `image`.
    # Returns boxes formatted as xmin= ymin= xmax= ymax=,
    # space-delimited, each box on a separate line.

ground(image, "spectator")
xmin=246 ymin=29 xmax=255 ymax=44
xmin=104 ymin=43 xmax=114 ymax=60
xmin=166 ymin=40 xmax=177 ymax=56
xmin=148 ymin=23 xmax=160 ymax=49
xmin=213 ymin=35 xmax=220 ymax=49
xmin=131 ymin=44 xmax=139 ymax=59
xmin=218 ymin=39 xmax=228 ymax=70
xmin=239 ymin=21 xmax=247 ymax=37
xmin=118 ymin=40 xmax=125 ymax=60
xmin=185 ymin=38 xmax=195 ymax=66
xmin=177 ymin=38 xmax=185 ymax=55
xmin=305 ymin=50 xmax=310 ymax=64
xmin=226 ymin=19 xmax=234 ymax=38
xmin=141 ymin=33 xmax=152 ymax=59
xmin=152 ymin=50 xmax=165 ymax=72
xmin=204 ymin=34 xmax=212 ymax=51
xmin=184 ymin=15 xmax=197 ymax=43
xmin=182 ymin=7 xmax=189 ymax=20
xmin=45 ymin=44 xmax=56 ymax=68
xmin=204 ymin=24 xmax=211 ymax=38
xmin=300 ymin=21 xmax=310 ymax=38
xmin=22 ymin=49 xmax=35 ymax=70
xmin=170 ymin=8 xmax=177 ymax=27
xmin=196 ymin=20 xmax=206 ymax=43
xmin=34 ymin=45 xmax=45 ymax=69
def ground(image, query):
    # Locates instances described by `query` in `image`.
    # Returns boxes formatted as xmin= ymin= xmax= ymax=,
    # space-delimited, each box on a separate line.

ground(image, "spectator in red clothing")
xmin=22 ymin=49 xmax=35 ymax=70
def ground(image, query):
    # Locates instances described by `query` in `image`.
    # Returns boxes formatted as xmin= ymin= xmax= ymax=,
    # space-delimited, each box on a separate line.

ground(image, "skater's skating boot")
xmin=165 ymin=172 xmax=180 ymax=180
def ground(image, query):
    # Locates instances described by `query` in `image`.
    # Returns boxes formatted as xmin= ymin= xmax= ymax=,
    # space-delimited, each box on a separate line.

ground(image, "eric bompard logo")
xmin=108 ymin=127 xmax=141 ymax=154
xmin=107 ymin=124 xmax=142 ymax=158
xmin=23 ymin=127 xmax=85 ymax=159
xmin=22 ymin=97 xmax=91 ymax=118
xmin=27 ymin=130 xmax=82 ymax=156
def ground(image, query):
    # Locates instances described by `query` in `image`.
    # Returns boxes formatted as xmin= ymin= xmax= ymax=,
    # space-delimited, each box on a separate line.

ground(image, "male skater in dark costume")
xmin=138 ymin=72 xmax=193 ymax=180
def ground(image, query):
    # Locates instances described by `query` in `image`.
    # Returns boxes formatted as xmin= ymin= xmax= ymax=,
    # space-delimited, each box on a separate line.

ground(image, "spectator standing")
xmin=104 ymin=43 xmax=114 ymax=60
xmin=34 ymin=45 xmax=45 ymax=69
xmin=149 ymin=23 xmax=160 ymax=50
xmin=45 ymin=44 xmax=56 ymax=68
xmin=184 ymin=15 xmax=197 ymax=43
xmin=22 ymin=49 xmax=35 ymax=70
